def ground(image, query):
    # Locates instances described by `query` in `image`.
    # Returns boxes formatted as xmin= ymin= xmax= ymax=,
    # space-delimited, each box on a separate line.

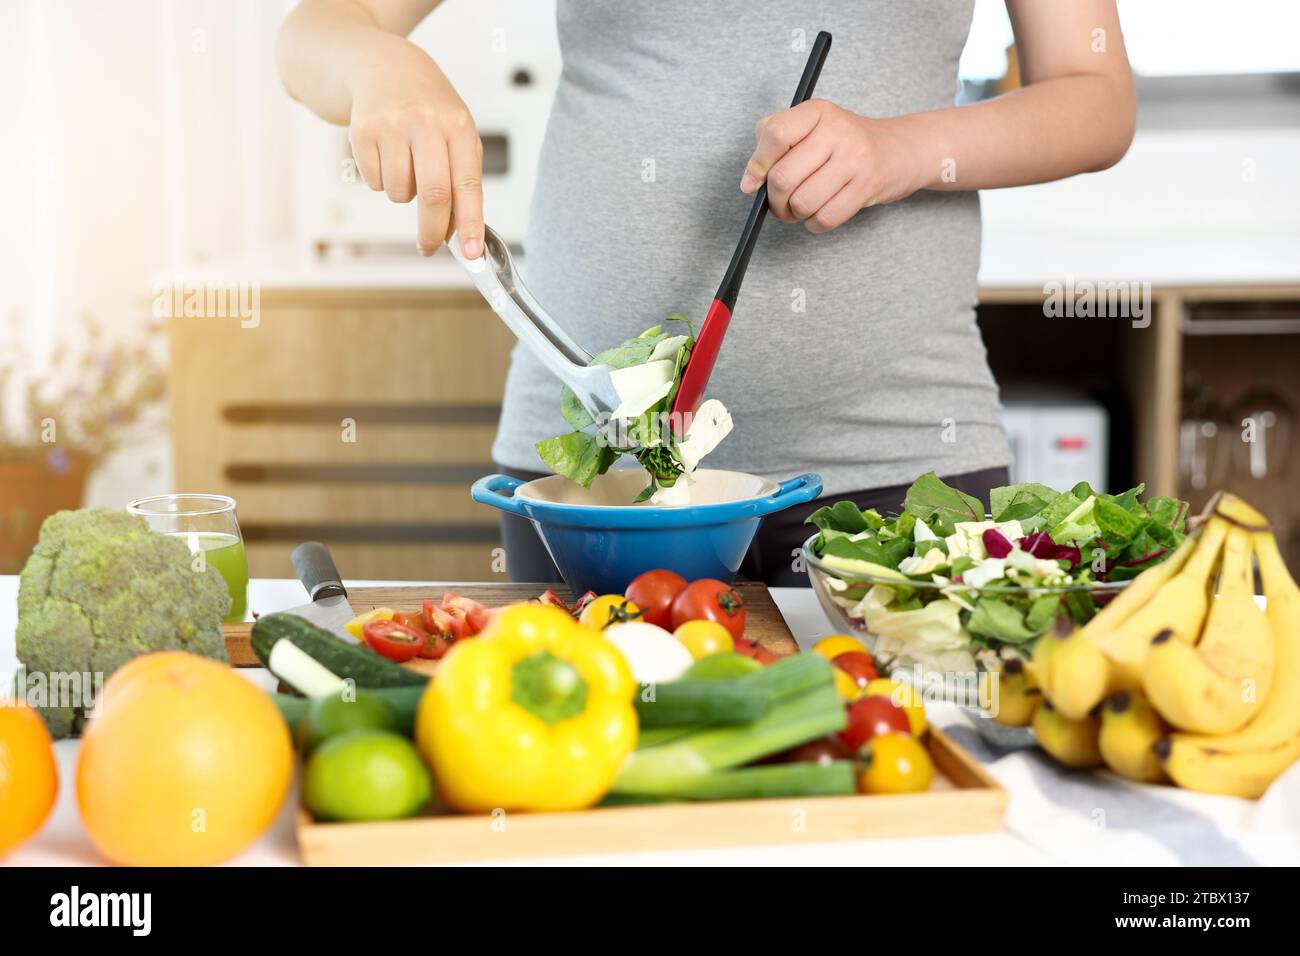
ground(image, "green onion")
xmin=613 ymin=683 xmax=847 ymax=795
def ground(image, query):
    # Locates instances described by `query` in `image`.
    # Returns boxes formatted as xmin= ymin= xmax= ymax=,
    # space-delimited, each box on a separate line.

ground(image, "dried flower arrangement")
xmin=0 ymin=314 xmax=168 ymax=466
xmin=0 ymin=314 xmax=168 ymax=571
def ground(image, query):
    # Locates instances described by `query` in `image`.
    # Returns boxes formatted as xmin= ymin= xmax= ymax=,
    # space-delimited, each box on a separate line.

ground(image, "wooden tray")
xmin=223 ymin=581 xmax=800 ymax=668
xmin=295 ymin=727 xmax=1005 ymax=865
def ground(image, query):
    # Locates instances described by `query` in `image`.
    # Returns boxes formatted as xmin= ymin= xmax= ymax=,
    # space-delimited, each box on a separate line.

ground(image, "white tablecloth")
xmin=14 ymin=576 xmax=1292 ymax=866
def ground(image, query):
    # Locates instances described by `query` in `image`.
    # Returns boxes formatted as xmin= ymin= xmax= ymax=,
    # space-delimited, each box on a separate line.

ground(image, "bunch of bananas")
xmin=986 ymin=492 xmax=1300 ymax=799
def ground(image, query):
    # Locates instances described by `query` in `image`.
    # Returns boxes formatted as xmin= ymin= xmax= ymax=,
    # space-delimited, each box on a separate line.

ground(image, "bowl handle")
xmin=756 ymin=472 xmax=823 ymax=514
xmin=471 ymin=474 xmax=529 ymax=517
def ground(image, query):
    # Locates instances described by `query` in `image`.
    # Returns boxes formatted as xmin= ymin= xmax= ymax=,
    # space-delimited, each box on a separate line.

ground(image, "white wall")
xmin=1 ymin=0 xmax=298 ymax=505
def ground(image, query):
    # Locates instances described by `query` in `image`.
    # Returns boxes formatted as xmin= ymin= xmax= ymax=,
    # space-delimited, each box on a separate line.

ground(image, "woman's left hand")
xmin=741 ymin=99 xmax=930 ymax=233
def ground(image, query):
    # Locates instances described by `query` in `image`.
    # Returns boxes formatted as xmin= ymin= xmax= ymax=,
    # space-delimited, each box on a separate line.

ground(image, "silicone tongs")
xmin=670 ymin=30 xmax=832 ymax=433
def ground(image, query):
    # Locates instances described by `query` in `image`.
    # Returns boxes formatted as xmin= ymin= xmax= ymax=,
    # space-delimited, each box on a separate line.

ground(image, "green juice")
xmin=168 ymin=531 xmax=249 ymax=623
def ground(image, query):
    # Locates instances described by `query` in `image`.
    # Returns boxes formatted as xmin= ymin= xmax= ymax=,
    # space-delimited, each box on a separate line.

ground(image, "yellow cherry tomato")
xmin=833 ymin=667 xmax=863 ymax=702
xmin=812 ymin=635 xmax=868 ymax=661
xmin=858 ymin=733 xmax=933 ymax=795
xmin=578 ymin=594 xmax=642 ymax=631
xmin=863 ymin=678 xmax=928 ymax=737
xmin=673 ymin=620 xmax=735 ymax=660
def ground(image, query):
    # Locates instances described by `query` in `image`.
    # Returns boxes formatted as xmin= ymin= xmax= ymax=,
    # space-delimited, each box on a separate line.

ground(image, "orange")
xmin=77 ymin=652 xmax=293 ymax=866
xmin=0 ymin=702 xmax=59 ymax=857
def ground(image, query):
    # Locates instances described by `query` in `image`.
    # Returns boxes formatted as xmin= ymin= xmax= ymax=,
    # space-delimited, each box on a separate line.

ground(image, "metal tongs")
xmin=449 ymin=225 xmax=620 ymax=419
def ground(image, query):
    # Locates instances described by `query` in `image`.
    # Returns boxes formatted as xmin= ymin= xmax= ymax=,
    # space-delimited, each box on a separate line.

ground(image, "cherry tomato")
xmin=625 ymin=570 xmax=689 ymax=629
xmin=858 ymin=733 xmax=933 ymax=794
xmin=733 ymin=638 xmax=778 ymax=666
xmin=579 ymin=594 xmax=642 ymax=631
xmin=831 ymin=651 xmax=879 ymax=694
xmin=670 ymin=579 xmax=746 ymax=639
xmin=361 ymin=618 xmax=424 ymax=663
xmin=838 ymin=695 xmax=911 ymax=753
xmin=784 ymin=736 xmax=847 ymax=766
xmin=673 ymin=619 xmax=734 ymax=660
xmin=863 ymin=677 xmax=928 ymax=736
xmin=812 ymin=635 xmax=867 ymax=660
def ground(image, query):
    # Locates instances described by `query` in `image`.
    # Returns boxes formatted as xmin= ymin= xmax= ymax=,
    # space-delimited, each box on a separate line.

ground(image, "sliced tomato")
xmin=537 ymin=588 xmax=569 ymax=610
xmin=571 ymin=591 xmax=597 ymax=616
xmin=442 ymin=592 xmax=493 ymax=634
xmin=423 ymin=600 xmax=468 ymax=641
xmin=392 ymin=610 xmax=430 ymax=638
xmin=362 ymin=618 xmax=424 ymax=663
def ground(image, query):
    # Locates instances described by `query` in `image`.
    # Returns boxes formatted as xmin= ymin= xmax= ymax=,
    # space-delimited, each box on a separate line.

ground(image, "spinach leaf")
xmin=807 ymin=500 xmax=873 ymax=533
xmin=534 ymin=432 xmax=617 ymax=487
xmin=559 ymin=386 xmax=594 ymax=430
xmin=990 ymin=482 xmax=1059 ymax=523
xmin=902 ymin=472 xmax=984 ymax=535
xmin=822 ymin=533 xmax=913 ymax=570
xmin=966 ymin=598 xmax=1038 ymax=643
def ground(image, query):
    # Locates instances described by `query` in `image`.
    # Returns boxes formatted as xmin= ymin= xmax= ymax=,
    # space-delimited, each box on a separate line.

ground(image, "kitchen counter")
xmin=0 ymin=575 xmax=1056 ymax=867
xmin=5 ymin=576 xmax=1291 ymax=867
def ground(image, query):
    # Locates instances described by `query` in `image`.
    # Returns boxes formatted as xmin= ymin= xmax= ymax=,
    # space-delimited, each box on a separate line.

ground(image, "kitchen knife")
xmin=285 ymin=541 xmax=358 ymax=640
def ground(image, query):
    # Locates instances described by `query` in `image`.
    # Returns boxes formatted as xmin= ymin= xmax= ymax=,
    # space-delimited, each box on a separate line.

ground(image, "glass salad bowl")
xmin=802 ymin=533 xmax=1130 ymax=737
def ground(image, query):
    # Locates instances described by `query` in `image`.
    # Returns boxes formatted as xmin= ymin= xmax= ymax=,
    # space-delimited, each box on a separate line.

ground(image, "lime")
xmin=296 ymin=692 xmax=400 ymax=753
xmin=303 ymin=730 xmax=433 ymax=822
xmin=682 ymin=652 xmax=763 ymax=681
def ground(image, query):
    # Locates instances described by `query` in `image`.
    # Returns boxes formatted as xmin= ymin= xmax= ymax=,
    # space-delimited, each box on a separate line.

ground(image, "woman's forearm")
xmin=277 ymin=0 xmax=439 ymax=126
xmin=900 ymin=73 xmax=1137 ymax=193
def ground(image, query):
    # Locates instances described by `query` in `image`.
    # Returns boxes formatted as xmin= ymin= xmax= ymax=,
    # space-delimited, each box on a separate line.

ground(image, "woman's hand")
xmin=741 ymin=99 xmax=929 ymax=233
xmin=347 ymin=35 xmax=484 ymax=257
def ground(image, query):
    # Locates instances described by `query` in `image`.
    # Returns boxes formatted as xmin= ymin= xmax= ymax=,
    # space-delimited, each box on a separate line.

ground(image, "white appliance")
xmin=291 ymin=0 xmax=561 ymax=256
xmin=1001 ymin=391 xmax=1109 ymax=492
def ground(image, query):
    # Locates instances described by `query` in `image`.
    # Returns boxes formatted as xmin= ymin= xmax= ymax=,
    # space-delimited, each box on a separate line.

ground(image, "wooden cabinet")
xmin=169 ymin=289 xmax=515 ymax=580
xmin=171 ymin=282 xmax=1300 ymax=581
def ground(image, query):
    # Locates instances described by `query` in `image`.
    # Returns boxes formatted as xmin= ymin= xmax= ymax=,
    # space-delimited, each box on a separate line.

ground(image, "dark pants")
xmin=495 ymin=465 xmax=1010 ymax=588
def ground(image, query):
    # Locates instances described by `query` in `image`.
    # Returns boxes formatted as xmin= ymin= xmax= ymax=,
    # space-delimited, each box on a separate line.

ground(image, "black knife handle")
xmin=291 ymin=542 xmax=347 ymax=601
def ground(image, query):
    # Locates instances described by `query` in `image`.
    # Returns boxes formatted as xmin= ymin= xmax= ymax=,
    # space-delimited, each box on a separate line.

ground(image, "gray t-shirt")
xmin=493 ymin=0 xmax=1011 ymax=495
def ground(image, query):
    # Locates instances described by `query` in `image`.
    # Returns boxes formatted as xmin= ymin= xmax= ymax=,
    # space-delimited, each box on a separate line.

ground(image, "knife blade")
xmin=285 ymin=541 xmax=358 ymax=640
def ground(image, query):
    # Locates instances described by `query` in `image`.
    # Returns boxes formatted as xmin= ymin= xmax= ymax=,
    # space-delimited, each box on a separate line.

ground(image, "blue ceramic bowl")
xmin=472 ymin=469 xmax=823 ymax=595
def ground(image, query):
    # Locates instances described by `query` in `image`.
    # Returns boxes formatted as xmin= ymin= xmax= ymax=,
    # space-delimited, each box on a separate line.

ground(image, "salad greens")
xmin=807 ymin=472 xmax=1188 ymax=669
xmin=536 ymin=316 xmax=702 ymax=502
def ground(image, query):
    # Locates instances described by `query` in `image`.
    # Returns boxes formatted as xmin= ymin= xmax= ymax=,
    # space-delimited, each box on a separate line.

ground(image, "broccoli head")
xmin=15 ymin=507 xmax=231 ymax=737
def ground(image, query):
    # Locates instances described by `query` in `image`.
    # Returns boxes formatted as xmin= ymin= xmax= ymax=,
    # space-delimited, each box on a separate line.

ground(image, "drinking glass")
xmin=127 ymin=493 xmax=249 ymax=623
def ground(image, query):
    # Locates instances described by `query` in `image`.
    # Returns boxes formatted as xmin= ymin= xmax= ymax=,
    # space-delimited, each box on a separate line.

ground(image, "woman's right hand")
xmin=347 ymin=36 xmax=484 ymax=258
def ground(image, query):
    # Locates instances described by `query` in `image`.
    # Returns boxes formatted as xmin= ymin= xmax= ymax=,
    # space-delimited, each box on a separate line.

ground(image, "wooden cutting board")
xmin=223 ymin=581 xmax=800 ymax=668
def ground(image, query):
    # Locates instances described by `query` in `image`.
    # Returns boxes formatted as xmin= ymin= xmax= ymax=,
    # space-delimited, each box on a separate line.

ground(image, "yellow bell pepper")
xmin=344 ymin=607 xmax=395 ymax=641
xmin=415 ymin=604 xmax=637 ymax=812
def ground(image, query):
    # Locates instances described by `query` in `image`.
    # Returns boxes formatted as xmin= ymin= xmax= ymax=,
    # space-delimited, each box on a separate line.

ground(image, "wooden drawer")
xmin=170 ymin=290 xmax=516 ymax=580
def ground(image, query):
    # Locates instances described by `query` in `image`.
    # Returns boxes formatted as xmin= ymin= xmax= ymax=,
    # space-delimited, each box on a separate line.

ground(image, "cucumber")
xmin=633 ymin=653 xmax=835 ymax=729
xmin=603 ymin=762 xmax=858 ymax=803
xmin=661 ymin=760 xmax=858 ymax=801
xmin=251 ymin=613 xmax=428 ymax=689
xmin=269 ymin=685 xmax=426 ymax=737
xmin=634 ymin=680 xmax=767 ymax=727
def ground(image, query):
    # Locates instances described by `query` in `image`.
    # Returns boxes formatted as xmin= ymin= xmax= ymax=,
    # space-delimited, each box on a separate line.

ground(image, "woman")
xmin=278 ymin=0 xmax=1135 ymax=585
